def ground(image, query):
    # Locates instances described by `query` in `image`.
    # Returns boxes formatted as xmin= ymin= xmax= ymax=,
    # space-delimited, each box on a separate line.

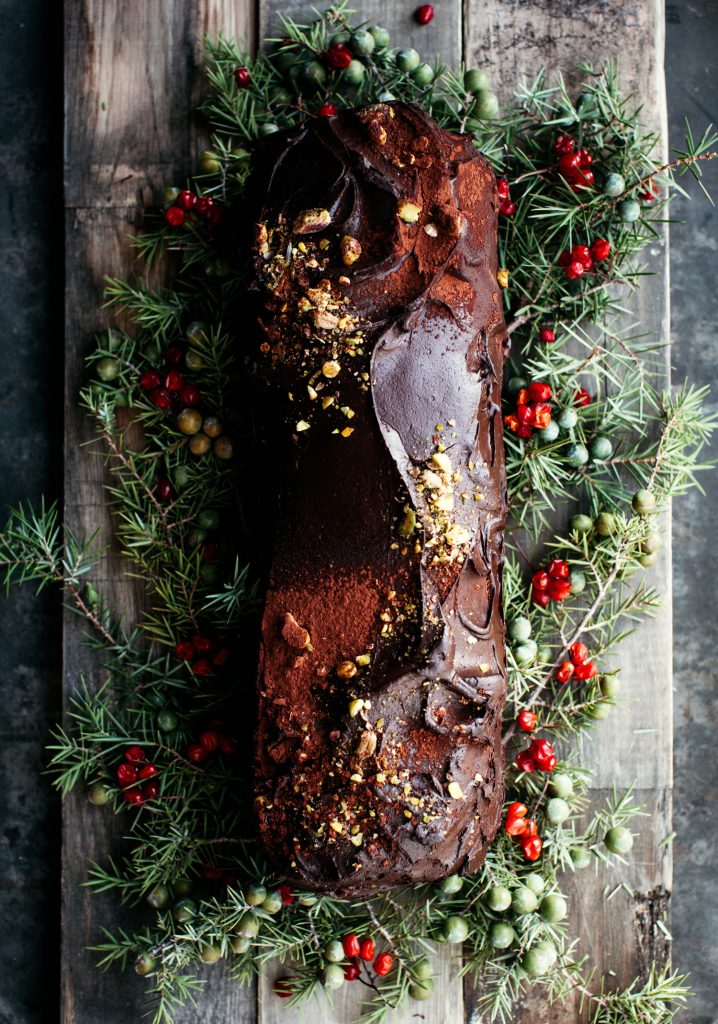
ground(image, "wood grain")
xmin=64 ymin=2 xmax=671 ymax=1023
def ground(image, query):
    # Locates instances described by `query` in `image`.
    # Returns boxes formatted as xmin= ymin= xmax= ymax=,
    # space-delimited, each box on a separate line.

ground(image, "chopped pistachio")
xmin=398 ymin=506 xmax=416 ymax=538
xmin=397 ymin=199 xmax=422 ymax=223
xmin=375 ymin=772 xmax=386 ymax=784
xmin=356 ymin=730 xmax=377 ymax=759
xmin=348 ymin=699 xmax=365 ymax=717
xmin=322 ymin=360 xmax=341 ymax=378
xmin=423 ymin=222 xmax=438 ymax=237
xmin=340 ymin=406 xmax=355 ymax=419
xmin=307 ymin=385 xmax=318 ymax=400
xmin=341 ymin=426 xmax=354 ymax=437
xmin=445 ymin=523 xmax=470 ymax=547
xmin=355 ymin=653 xmax=371 ymax=667
xmin=340 ymin=235 xmax=363 ymax=266
xmin=432 ymin=451 xmax=452 ymax=477
xmin=313 ymin=309 xmax=339 ymax=330
xmin=293 ymin=208 xmax=332 ymax=234
xmin=404 ymin=809 xmax=413 ymax=819
xmin=497 ymin=267 xmax=509 ymax=288
xmin=447 ymin=781 xmax=464 ymax=800
xmin=336 ymin=660 xmax=357 ymax=681
xmin=296 ymin=420 xmax=311 ymax=432
xmin=321 ymin=396 xmax=335 ymax=410
xmin=338 ymin=275 xmax=351 ymax=286
xmin=329 ymin=819 xmax=344 ymax=833
xmin=350 ymin=772 xmax=364 ymax=783
xmin=349 ymin=832 xmax=364 ymax=846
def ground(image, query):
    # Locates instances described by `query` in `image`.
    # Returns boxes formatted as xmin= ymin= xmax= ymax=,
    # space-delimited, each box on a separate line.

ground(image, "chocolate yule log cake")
xmin=247 ymin=102 xmax=508 ymax=896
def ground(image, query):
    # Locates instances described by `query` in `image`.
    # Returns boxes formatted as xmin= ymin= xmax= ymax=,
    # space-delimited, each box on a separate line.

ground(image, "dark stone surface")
xmin=0 ymin=2 xmax=715 ymax=1022
xmin=0 ymin=2 xmax=63 ymax=1023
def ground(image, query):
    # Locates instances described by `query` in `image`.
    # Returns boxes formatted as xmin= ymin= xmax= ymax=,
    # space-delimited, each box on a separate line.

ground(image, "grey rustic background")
xmin=0 ymin=0 xmax=716 ymax=1022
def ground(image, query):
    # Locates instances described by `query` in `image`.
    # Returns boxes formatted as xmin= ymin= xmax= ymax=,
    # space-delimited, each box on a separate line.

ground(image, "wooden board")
xmin=63 ymin=2 xmax=670 ymax=1022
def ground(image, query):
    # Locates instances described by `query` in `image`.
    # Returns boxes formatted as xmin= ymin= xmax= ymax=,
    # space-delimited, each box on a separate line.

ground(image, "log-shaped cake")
xmin=248 ymin=102 xmax=507 ymax=896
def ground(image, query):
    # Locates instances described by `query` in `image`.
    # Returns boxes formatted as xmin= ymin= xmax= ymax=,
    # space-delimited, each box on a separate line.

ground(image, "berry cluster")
xmin=556 ymin=641 xmax=598 ymax=683
xmin=497 ymin=177 xmax=516 ymax=217
xmin=504 ymin=381 xmax=553 ymax=439
xmin=176 ymin=634 xmax=229 ymax=676
xmin=185 ymin=721 xmax=238 ymax=763
xmin=164 ymin=188 xmax=223 ymax=229
xmin=341 ymin=933 xmax=394 ymax=980
xmin=557 ymin=237 xmax=611 ymax=280
xmin=515 ymin=737 xmax=557 ymax=774
xmin=139 ymin=344 xmax=201 ymax=411
xmin=116 ymin=746 xmax=159 ymax=805
xmin=504 ymin=801 xmax=543 ymax=861
xmin=531 ymin=559 xmax=571 ymax=606
xmin=554 ymin=134 xmax=594 ymax=190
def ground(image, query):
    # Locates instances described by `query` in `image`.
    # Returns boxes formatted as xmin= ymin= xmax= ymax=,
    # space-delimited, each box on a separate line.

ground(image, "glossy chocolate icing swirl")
xmin=248 ymin=103 xmax=507 ymax=896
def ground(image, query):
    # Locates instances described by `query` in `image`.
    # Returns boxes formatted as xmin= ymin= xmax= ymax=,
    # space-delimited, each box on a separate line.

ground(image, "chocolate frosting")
xmin=246 ymin=102 xmax=507 ymax=897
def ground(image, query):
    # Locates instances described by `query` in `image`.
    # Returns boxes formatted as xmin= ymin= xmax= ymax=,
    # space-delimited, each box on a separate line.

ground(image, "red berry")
xmin=556 ymin=660 xmax=575 ymax=683
xmin=504 ymin=414 xmax=519 ymax=433
xmin=532 ymin=403 xmax=552 ymax=430
xmin=201 ymin=542 xmax=218 ymax=563
xmin=213 ymin=647 xmax=230 ymax=667
xmin=516 ymin=424 xmax=532 ymax=439
xmin=165 ymin=369 xmax=183 ymax=392
xmin=530 ymin=738 xmax=556 ymax=770
xmin=539 ymin=327 xmax=556 ymax=344
xmin=196 ymin=196 xmax=214 ymax=216
xmin=176 ymin=640 xmax=195 ymax=661
xmin=574 ymin=388 xmax=592 ymax=407
xmin=124 ymin=788 xmax=145 ymax=805
xmin=515 ymin=750 xmax=536 ymax=773
xmin=279 ymin=884 xmax=294 ymax=905
xmin=325 ymin=43 xmax=352 ymax=71
xmin=234 ymin=66 xmax=251 ymax=88
xmin=517 ymin=709 xmax=538 ymax=732
xmin=117 ymin=763 xmax=138 ymax=786
xmin=374 ymin=952 xmax=394 ymax=976
xmin=164 ymin=344 xmax=183 ymax=366
xmin=523 ymin=817 xmax=539 ymax=838
xmin=139 ymin=764 xmax=158 ymax=780
xmin=507 ymin=801 xmax=528 ymax=819
xmin=547 ymin=559 xmax=569 ymax=579
xmin=317 ymin=102 xmax=337 ymax=117
xmin=548 ymin=578 xmax=572 ymax=602
xmin=578 ymin=168 xmax=595 ymax=187
xmin=573 ymin=661 xmax=598 ymax=681
xmin=359 ymin=938 xmax=376 ymax=961
xmin=532 ymin=570 xmax=550 ymax=591
xmin=569 ymin=641 xmax=588 ymax=665
xmin=125 ymin=745 xmax=146 ymax=764
xmin=192 ymin=658 xmax=212 ymax=677
xmin=142 ymin=781 xmax=159 ymax=800
xmin=565 ymin=260 xmax=585 ymax=280
xmin=156 ymin=479 xmax=174 ymax=502
xmin=497 ymin=178 xmax=510 ymax=200
xmin=591 ymin=238 xmax=611 ymax=262
xmin=571 ymin=244 xmax=592 ymax=267
xmin=186 ymin=743 xmax=208 ymax=763
xmin=558 ymin=152 xmax=581 ymax=175
xmin=521 ymin=835 xmax=543 ymax=861
xmin=206 ymin=205 xmax=223 ymax=228
xmin=344 ymin=963 xmax=361 ymax=981
xmin=414 ymin=3 xmax=434 ymax=24
xmin=199 ymin=730 xmax=220 ymax=752
xmin=554 ymin=134 xmax=575 ymax=154
xmin=178 ymin=384 xmax=200 ymax=406
xmin=532 ymin=587 xmax=551 ymax=608
xmin=217 ymin=734 xmax=238 ymax=755
xmin=527 ymin=381 xmax=551 ymax=403
xmin=557 ymin=251 xmax=572 ymax=268
xmin=577 ymin=147 xmax=593 ymax=167
xmin=202 ymin=864 xmax=224 ymax=880
xmin=516 ymin=388 xmax=529 ymax=406
xmin=500 ymin=198 xmax=516 ymax=216
xmin=177 ymin=190 xmax=196 ymax=210
xmin=506 ymin=816 xmax=529 ymax=837
xmin=192 ymin=634 xmax=213 ymax=653
xmin=165 ymin=206 xmax=185 ymax=228
xmin=150 ymin=387 xmax=172 ymax=409
xmin=273 ymin=978 xmax=294 ymax=998
xmin=139 ymin=370 xmax=161 ymax=391
xmin=342 ymin=934 xmax=361 ymax=958
xmin=517 ymin=403 xmax=533 ymax=426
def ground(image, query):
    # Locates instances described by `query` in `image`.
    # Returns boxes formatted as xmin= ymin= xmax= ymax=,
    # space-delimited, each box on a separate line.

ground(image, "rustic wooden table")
xmin=63 ymin=1 xmax=671 ymax=1021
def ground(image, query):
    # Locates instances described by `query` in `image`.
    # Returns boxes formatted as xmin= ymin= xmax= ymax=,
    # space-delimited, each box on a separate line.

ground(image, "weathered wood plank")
xmin=63 ymin=4 xmax=256 ymax=1023
xmin=253 ymin=4 xmax=464 ymax=1023
xmin=464 ymin=1 xmax=671 ymax=1020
